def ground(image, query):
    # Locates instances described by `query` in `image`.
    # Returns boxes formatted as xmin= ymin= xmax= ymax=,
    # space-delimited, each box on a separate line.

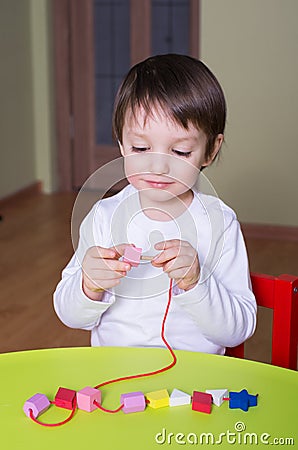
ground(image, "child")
xmin=54 ymin=54 xmax=256 ymax=354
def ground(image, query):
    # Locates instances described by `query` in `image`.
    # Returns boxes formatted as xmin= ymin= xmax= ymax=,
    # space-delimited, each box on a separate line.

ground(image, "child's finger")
xmin=87 ymin=246 xmax=117 ymax=259
xmin=96 ymin=258 xmax=131 ymax=273
xmin=152 ymin=247 xmax=179 ymax=266
xmin=154 ymin=239 xmax=182 ymax=250
xmin=154 ymin=239 xmax=186 ymax=251
xmin=89 ymin=267 xmax=128 ymax=280
xmin=112 ymin=243 xmax=136 ymax=258
xmin=152 ymin=241 xmax=192 ymax=266
xmin=163 ymin=262 xmax=191 ymax=278
xmin=84 ymin=276 xmax=122 ymax=293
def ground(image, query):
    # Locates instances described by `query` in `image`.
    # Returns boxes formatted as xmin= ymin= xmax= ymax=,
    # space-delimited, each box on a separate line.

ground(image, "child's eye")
xmin=131 ymin=146 xmax=150 ymax=152
xmin=172 ymin=149 xmax=192 ymax=158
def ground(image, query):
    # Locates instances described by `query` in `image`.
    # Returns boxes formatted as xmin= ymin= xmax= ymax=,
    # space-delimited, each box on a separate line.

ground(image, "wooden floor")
xmin=1 ymin=191 xmax=297 ymax=366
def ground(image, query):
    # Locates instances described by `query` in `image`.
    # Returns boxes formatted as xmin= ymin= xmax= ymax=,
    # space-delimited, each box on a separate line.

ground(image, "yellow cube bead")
xmin=146 ymin=389 xmax=169 ymax=409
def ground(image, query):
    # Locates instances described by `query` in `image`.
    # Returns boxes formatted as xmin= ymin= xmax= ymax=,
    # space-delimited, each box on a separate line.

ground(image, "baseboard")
xmin=0 ymin=181 xmax=43 ymax=208
xmin=241 ymin=222 xmax=298 ymax=242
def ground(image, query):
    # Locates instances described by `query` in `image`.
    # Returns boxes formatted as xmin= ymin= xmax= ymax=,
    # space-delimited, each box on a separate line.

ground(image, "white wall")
xmin=0 ymin=0 xmax=36 ymax=198
xmin=0 ymin=0 xmax=55 ymax=199
xmin=200 ymin=0 xmax=298 ymax=226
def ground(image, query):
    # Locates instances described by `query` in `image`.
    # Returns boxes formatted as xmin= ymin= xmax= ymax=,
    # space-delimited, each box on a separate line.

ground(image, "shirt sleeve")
xmin=53 ymin=204 xmax=116 ymax=330
xmin=172 ymin=218 xmax=257 ymax=348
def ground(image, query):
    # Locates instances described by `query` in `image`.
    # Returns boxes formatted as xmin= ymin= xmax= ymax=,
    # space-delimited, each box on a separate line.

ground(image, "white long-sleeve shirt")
xmin=53 ymin=185 xmax=256 ymax=354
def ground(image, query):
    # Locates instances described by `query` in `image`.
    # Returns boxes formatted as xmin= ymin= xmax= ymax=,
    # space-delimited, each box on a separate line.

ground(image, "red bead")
xmin=55 ymin=387 xmax=77 ymax=410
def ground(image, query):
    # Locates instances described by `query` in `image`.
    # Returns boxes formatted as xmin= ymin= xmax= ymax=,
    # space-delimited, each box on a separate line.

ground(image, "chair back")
xmin=226 ymin=273 xmax=298 ymax=370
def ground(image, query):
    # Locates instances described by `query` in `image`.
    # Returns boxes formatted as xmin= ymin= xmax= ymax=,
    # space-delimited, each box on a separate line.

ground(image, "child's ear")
xmin=118 ymin=140 xmax=124 ymax=156
xmin=202 ymin=134 xmax=224 ymax=168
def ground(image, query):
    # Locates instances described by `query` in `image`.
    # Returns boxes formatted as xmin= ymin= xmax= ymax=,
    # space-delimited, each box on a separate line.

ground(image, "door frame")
xmin=52 ymin=0 xmax=200 ymax=191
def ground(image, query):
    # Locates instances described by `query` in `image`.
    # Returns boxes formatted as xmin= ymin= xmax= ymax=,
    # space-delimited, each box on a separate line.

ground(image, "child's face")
xmin=119 ymin=107 xmax=222 ymax=214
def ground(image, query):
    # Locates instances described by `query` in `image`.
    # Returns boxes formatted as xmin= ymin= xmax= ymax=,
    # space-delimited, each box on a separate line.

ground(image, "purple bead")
xmin=23 ymin=393 xmax=50 ymax=418
xmin=120 ymin=391 xmax=146 ymax=414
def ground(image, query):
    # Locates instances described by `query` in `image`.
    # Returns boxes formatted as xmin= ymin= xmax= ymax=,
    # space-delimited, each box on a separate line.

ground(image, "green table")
xmin=0 ymin=347 xmax=297 ymax=449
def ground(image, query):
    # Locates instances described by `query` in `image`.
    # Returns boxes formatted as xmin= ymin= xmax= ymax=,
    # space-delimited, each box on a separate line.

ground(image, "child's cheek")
xmin=124 ymin=157 xmax=146 ymax=187
xmin=126 ymin=174 xmax=139 ymax=187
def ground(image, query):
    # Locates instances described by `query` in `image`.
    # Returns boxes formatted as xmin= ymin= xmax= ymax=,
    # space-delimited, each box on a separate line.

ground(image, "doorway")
xmin=53 ymin=0 xmax=200 ymax=191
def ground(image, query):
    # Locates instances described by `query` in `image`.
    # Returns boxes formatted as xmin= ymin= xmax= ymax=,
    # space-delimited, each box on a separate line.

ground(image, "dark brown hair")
xmin=112 ymin=54 xmax=226 ymax=160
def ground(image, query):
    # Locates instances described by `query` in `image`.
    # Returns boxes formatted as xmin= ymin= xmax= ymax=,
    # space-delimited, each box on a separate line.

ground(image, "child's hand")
xmin=82 ymin=244 xmax=132 ymax=300
xmin=152 ymin=240 xmax=200 ymax=291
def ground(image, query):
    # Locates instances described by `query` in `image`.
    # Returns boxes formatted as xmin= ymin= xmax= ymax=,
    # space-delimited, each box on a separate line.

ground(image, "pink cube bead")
xmin=120 ymin=391 xmax=146 ymax=414
xmin=123 ymin=247 xmax=142 ymax=267
xmin=23 ymin=393 xmax=50 ymax=418
xmin=77 ymin=386 xmax=101 ymax=412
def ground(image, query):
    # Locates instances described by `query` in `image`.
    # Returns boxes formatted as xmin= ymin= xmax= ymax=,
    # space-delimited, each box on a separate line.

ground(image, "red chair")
xmin=226 ymin=273 xmax=298 ymax=370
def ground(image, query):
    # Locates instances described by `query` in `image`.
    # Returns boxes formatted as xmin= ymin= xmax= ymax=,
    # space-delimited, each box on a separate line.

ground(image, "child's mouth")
xmin=143 ymin=179 xmax=173 ymax=189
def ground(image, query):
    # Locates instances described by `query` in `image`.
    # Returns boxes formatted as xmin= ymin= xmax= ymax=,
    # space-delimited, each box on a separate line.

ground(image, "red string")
xmin=29 ymin=398 xmax=77 ymax=427
xmin=29 ymin=279 xmax=176 ymax=425
xmin=93 ymin=279 xmax=177 ymax=405
xmin=93 ymin=400 xmax=124 ymax=414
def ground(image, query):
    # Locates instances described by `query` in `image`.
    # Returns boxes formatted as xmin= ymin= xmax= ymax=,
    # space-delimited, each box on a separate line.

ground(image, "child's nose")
xmin=148 ymin=153 xmax=170 ymax=175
